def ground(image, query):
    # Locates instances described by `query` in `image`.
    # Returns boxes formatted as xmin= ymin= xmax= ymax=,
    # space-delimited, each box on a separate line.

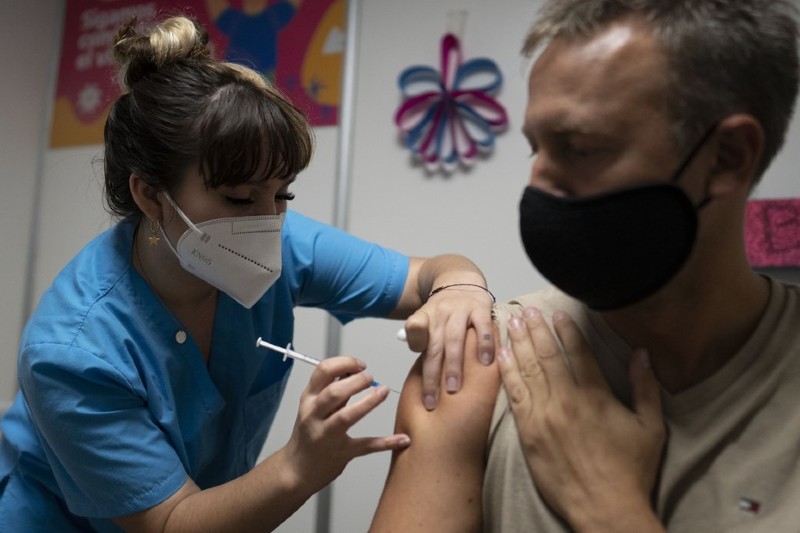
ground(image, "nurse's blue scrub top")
xmin=0 ymin=210 xmax=408 ymax=531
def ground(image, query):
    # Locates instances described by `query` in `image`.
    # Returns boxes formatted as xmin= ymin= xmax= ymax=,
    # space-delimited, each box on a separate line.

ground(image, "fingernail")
xmin=356 ymin=358 xmax=367 ymax=369
xmin=553 ymin=311 xmax=565 ymax=323
xmin=480 ymin=351 xmax=492 ymax=365
xmin=446 ymin=376 xmax=459 ymax=392
xmin=399 ymin=435 xmax=411 ymax=447
xmin=523 ymin=307 xmax=540 ymax=319
xmin=375 ymin=385 xmax=389 ymax=398
xmin=423 ymin=394 xmax=436 ymax=410
xmin=497 ymin=347 xmax=511 ymax=362
xmin=509 ymin=317 xmax=523 ymax=329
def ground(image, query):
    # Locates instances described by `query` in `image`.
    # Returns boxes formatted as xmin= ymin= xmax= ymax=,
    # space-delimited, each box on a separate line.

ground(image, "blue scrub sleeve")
xmin=282 ymin=212 xmax=410 ymax=323
xmin=18 ymin=342 xmax=188 ymax=519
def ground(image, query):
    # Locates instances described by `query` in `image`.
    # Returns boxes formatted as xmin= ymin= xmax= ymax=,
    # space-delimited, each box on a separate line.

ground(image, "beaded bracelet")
xmin=428 ymin=283 xmax=496 ymax=303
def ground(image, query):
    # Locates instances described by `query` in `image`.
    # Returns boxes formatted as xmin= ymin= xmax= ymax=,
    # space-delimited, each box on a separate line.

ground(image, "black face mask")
xmin=518 ymin=129 xmax=714 ymax=310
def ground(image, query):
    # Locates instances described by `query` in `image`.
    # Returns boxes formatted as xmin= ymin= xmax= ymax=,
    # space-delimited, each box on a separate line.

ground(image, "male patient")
xmin=371 ymin=0 xmax=800 ymax=531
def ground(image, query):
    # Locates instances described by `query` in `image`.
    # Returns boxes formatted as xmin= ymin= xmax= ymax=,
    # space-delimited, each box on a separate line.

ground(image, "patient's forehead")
xmin=525 ymin=19 xmax=672 ymax=146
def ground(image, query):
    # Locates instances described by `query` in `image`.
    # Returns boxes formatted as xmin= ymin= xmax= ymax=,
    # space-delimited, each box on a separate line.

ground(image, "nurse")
xmin=0 ymin=15 xmax=495 ymax=532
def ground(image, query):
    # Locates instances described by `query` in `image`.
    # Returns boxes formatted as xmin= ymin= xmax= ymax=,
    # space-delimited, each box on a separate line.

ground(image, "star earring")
xmin=148 ymin=219 xmax=161 ymax=247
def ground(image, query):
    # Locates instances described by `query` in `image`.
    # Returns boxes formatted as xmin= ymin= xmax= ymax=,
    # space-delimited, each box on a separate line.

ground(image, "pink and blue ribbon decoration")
xmin=395 ymin=33 xmax=508 ymax=171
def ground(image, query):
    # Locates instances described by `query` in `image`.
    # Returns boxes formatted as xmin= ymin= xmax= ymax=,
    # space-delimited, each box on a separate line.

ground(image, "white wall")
xmin=0 ymin=0 xmax=64 ymax=413
xmin=3 ymin=0 xmax=800 ymax=531
xmin=330 ymin=2 xmax=542 ymax=531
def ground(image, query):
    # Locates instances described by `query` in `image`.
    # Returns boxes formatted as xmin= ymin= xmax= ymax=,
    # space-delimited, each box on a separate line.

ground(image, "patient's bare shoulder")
xmin=370 ymin=328 xmax=500 ymax=532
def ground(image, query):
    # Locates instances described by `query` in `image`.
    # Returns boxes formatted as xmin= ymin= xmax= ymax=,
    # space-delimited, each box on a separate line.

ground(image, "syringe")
xmin=255 ymin=337 xmax=400 ymax=394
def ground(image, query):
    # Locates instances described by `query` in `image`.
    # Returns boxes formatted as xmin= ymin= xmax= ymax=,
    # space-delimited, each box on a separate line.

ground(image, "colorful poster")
xmin=50 ymin=0 xmax=343 ymax=149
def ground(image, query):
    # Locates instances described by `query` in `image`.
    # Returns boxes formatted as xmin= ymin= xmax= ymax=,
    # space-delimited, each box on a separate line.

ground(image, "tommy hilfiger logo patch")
xmin=738 ymin=497 xmax=762 ymax=514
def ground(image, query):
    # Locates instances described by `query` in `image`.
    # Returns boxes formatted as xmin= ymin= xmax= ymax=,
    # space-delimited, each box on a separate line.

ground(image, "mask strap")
xmin=162 ymin=192 xmax=204 ymax=235
xmin=695 ymin=196 xmax=713 ymax=211
xmin=159 ymin=192 xmax=206 ymax=259
xmin=158 ymin=222 xmax=182 ymax=259
xmin=671 ymin=124 xmax=719 ymax=184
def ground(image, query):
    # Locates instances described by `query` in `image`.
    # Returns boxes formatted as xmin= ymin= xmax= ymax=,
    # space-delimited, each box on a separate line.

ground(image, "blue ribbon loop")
xmin=395 ymin=33 xmax=508 ymax=170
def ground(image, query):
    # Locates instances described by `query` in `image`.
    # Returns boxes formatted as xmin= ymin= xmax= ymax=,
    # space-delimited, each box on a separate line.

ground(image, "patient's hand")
xmin=497 ymin=308 xmax=666 ymax=533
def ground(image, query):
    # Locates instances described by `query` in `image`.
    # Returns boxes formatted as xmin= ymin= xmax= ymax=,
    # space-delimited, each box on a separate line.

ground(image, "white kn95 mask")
xmin=161 ymin=192 xmax=284 ymax=308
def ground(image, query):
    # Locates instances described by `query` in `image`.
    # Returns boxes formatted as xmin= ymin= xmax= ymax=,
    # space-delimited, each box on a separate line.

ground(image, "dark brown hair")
xmin=103 ymin=15 xmax=314 ymax=217
xmin=523 ymin=0 xmax=799 ymax=181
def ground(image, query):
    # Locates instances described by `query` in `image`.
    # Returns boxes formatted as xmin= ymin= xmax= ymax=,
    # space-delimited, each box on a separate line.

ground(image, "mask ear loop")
xmin=671 ymin=124 xmax=719 ymax=210
xmin=161 ymin=192 xmax=204 ymax=235
xmin=159 ymin=192 xmax=208 ymax=258
xmin=671 ymin=125 xmax=719 ymax=182
xmin=695 ymin=196 xmax=713 ymax=211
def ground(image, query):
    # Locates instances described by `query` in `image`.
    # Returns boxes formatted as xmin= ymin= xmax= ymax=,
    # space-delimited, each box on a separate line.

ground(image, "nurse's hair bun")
xmin=112 ymin=15 xmax=212 ymax=90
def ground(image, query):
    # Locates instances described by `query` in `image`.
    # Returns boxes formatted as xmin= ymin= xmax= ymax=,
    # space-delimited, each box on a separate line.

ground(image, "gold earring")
xmin=148 ymin=219 xmax=161 ymax=247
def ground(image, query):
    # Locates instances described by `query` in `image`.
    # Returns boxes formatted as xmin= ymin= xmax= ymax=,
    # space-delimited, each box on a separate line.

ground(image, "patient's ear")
xmin=708 ymin=114 xmax=764 ymax=197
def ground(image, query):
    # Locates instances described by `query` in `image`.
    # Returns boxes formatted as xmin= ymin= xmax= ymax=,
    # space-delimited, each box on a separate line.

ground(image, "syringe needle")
xmin=255 ymin=337 xmax=399 ymax=394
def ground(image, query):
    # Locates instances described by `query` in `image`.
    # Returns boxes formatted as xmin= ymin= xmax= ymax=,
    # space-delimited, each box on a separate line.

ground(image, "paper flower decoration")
xmin=395 ymin=33 xmax=508 ymax=172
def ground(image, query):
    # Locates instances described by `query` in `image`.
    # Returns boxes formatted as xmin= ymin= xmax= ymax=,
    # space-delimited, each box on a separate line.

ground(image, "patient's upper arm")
xmin=370 ymin=328 xmax=500 ymax=532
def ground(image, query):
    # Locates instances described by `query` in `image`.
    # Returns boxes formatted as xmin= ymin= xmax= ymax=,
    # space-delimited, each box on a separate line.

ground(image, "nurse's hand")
xmin=497 ymin=308 xmax=666 ymax=533
xmin=404 ymin=283 xmax=495 ymax=411
xmin=116 ymin=356 xmax=408 ymax=532
xmin=284 ymin=356 xmax=410 ymax=494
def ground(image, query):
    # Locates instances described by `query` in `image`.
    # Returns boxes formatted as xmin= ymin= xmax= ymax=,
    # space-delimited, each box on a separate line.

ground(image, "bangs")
xmin=196 ymin=81 xmax=313 ymax=188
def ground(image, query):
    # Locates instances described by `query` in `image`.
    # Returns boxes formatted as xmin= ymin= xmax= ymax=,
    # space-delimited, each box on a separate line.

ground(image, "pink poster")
xmin=50 ymin=0 xmax=343 ymax=148
xmin=745 ymin=198 xmax=800 ymax=268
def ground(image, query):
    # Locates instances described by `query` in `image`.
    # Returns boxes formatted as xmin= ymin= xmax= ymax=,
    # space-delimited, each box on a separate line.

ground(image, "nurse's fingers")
xmin=439 ymin=305 xmax=494 ymax=392
xmin=348 ymin=433 xmax=412 ymax=458
xmin=306 ymin=356 xmax=367 ymax=395
xmin=470 ymin=306 xmax=496 ymax=366
xmin=406 ymin=311 xmax=446 ymax=409
xmin=325 ymin=383 xmax=391 ymax=432
xmin=313 ymin=371 xmax=376 ymax=418
xmin=419 ymin=346 xmax=444 ymax=411
xmin=404 ymin=310 xmax=432 ymax=355
xmin=440 ymin=313 xmax=470 ymax=393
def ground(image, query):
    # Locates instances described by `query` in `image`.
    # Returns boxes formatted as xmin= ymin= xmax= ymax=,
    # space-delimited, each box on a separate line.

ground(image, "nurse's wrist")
xmin=427 ymin=282 xmax=496 ymax=303
xmin=275 ymin=445 xmax=323 ymax=498
xmin=271 ymin=447 xmax=309 ymax=496
xmin=421 ymin=254 xmax=486 ymax=293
